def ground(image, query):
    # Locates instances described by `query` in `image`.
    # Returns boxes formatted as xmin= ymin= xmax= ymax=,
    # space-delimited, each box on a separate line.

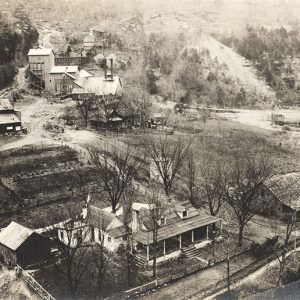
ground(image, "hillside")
xmin=187 ymin=34 xmax=276 ymax=100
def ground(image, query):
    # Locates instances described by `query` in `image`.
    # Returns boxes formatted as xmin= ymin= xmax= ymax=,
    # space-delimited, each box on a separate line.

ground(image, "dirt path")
xmin=204 ymin=246 xmax=300 ymax=300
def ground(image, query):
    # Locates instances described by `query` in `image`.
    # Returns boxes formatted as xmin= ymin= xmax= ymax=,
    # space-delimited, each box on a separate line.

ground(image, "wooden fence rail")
xmin=16 ymin=265 xmax=56 ymax=300
xmin=104 ymin=248 xmax=251 ymax=300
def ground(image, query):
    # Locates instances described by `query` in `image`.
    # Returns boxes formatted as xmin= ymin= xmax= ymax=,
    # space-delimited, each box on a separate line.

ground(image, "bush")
xmin=0 ymin=63 xmax=17 ymax=89
xmin=283 ymin=125 xmax=291 ymax=131
xmin=282 ymin=268 xmax=300 ymax=285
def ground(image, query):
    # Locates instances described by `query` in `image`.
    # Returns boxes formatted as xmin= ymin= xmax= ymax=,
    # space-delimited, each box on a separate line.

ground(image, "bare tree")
xmin=184 ymin=150 xmax=200 ymax=206
xmin=89 ymin=146 xmax=145 ymax=214
xmin=90 ymin=216 xmax=108 ymax=295
xmin=146 ymin=135 xmax=191 ymax=195
xmin=145 ymin=188 xmax=164 ymax=278
xmin=123 ymin=87 xmax=152 ymax=128
xmin=119 ymin=189 xmax=137 ymax=287
xmin=199 ymin=153 xmax=223 ymax=217
xmin=52 ymin=209 xmax=91 ymax=298
xmin=94 ymin=94 xmax=120 ymax=123
xmin=215 ymin=152 xmax=275 ymax=246
xmin=275 ymin=212 xmax=299 ymax=286
xmin=73 ymin=94 xmax=95 ymax=127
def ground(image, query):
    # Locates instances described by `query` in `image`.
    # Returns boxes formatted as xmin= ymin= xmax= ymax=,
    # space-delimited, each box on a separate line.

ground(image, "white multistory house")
xmin=58 ymin=194 xmax=222 ymax=265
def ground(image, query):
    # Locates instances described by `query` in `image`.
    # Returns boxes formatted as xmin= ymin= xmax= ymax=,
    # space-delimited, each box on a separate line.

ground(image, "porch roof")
xmin=132 ymin=214 xmax=221 ymax=245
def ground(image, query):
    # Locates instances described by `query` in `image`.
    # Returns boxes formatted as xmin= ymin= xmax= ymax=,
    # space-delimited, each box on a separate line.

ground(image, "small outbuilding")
xmin=0 ymin=222 xmax=51 ymax=267
xmin=0 ymin=98 xmax=22 ymax=133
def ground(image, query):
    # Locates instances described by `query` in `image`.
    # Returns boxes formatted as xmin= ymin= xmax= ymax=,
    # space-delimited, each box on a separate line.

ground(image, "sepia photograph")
xmin=0 ymin=0 xmax=300 ymax=299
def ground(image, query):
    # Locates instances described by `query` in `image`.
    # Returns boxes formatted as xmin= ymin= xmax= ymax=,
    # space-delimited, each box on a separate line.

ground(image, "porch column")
xmin=206 ymin=226 xmax=209 ymax=239
xmin=179 ymin=234 xmax=182 ymax=249
xmin=146 ymin=245 xmax=149 ymax=262
xmin=192 ymin=230 xmax=194 ymax=243
xmin=163 ymin=240 xmax=166 ymax=256
xmin=220 ymin=220 xmax=223 ymax=235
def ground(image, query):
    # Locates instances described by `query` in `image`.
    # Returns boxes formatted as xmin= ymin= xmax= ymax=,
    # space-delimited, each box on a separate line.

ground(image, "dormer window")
xmin=182 ymin=210 xmax=188 ymax=218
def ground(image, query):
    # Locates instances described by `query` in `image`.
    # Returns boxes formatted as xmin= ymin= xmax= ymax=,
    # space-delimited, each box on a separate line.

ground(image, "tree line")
xmin=0 ymin=4 xmax=38 ymax=90
xmin=218 ymin=25 xmax=300 ymax=106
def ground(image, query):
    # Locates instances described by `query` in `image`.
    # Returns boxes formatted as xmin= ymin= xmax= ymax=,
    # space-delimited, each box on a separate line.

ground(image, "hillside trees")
xmin=219 ymin=25 xmax=300 ymax=105
xmin=0 ymin=22 xmax=18 ymax=89
xmin=13 ymin=3 xmax=39 ymax=59
xmin=0 ymin=4 xmax=38 ymax=90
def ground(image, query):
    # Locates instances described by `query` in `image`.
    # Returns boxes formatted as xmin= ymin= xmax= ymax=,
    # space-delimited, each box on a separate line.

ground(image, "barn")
xmin=0 ymin=222 xmax=51 ymax=267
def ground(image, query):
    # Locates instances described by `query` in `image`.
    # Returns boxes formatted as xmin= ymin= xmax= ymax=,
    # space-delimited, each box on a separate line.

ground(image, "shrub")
xmin=283 ymin=125 xmax=291 ymax=131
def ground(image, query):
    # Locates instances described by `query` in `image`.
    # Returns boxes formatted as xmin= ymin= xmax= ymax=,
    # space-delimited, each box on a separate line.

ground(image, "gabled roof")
xmin=133 ymin=200 xmax=221 ymax=245
xmin=28 ymin=48 xmax=53 ymax=56
xmin=0 ymin=222 xmax=34 ymax=251
xmin=267 ymin=173 xmax=300 ymax=211
xmin=72 ymin=76 xmax=122 ymax=96
xmin=0 ymin=114 xmax=21 ymax=125
xmin=0 ymin=98 xmax=13 ymax=111
xmin=50 ymin=66 xmax=79 ymax=74
xmin=87 ymin=205 xmax=115 ymax=229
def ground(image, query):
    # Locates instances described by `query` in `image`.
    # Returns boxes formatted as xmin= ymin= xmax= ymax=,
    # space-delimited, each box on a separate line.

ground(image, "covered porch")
xmin=133 ymin=217 xmax=222 ymax=264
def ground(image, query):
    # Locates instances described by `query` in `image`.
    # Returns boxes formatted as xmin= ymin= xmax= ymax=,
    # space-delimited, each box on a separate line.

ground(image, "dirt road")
xmin=140 ymin=253 xmax=253 ymax=300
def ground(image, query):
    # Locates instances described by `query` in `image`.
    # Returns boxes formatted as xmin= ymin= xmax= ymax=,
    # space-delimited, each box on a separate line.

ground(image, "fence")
xmin=104 ymin=246 xmax=251 ymax=300
xmin=104 ymin=260 xmax=211 ymax=300
xmin=16 ymin=265 xmax=56 ymax=300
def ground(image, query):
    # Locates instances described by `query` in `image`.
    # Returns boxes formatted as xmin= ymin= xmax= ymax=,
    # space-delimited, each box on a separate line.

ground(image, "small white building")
xmin=83 ymin=33 xmax=96 ymax=50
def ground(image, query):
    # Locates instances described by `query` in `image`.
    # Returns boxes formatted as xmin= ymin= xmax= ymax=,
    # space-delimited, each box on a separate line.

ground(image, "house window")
xmin=68 ymin=84 xmax=73 ymax=91
xmin=56 ymin=84 xmax=60 ymax=91
xmin=91 ymin=227 xmax=95 ymax=241
xmin=122 ymin=236 xmax=127 ymax=241
xmin=108 ymin=236 xmax=111 ymax=242
xmin=60 ymin=230 xmax=64 ymax=240
xmin=6 ymin=126 xmax=13 ymax=131
xmin=76 ymin=229 xmax=82 ymax=244
xmin=182 ymin=210 xmax=188 ymax=218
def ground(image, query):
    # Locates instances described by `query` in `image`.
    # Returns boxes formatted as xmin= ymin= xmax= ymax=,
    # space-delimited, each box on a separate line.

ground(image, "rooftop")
xmin=0 ymin=98 xmax=13 ymax=111
xmin=28 ymin=48 xmax=53 ymax=56
xmin=268 ymin=173 xmax=300 ymax=210
xmin=0 ymin=114 xmax=21 ymax=125
xmin=86 ymin=205 xmax=125 ymax=237
xmin=73 ymin=76 xmax=122 ymax=96
xmin=133 ymin=200 xmax=221 ymax=245
xmin=50 ymin=66 xmax=79 ymax=74
xmin=0 ymin=221 xmax=34 ymax=251
xmin=133 ymin=212 xmax=221 ymax=245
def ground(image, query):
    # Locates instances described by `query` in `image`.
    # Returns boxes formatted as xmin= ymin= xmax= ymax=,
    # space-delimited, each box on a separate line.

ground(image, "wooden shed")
xmin=0 ymin=222 xmax=51 ymax=267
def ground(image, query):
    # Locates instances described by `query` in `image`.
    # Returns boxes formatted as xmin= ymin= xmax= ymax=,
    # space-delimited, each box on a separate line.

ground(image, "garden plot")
xmin=0 ymin=145 xmax=100 ymax=227
xmin=0 ymin=145 xmax=78 ymax=177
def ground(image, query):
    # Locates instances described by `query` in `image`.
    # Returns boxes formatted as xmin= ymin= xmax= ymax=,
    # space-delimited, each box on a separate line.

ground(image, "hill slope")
xmin=187 ymin=33 xmax=275 ymax=99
